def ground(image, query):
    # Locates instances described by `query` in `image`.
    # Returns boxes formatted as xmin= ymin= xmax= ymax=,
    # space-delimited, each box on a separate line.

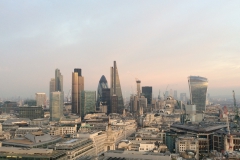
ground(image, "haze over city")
xmin=1 ymin=0 xmax=240 ymax=99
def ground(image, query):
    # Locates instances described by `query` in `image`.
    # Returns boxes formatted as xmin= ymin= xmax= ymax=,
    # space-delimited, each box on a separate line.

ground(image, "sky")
xmin=0 ymin=0 xmax=240 ymax=100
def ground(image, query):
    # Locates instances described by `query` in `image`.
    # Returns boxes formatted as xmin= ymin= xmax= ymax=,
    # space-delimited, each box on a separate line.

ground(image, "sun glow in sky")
xmin=0 ymin=0 xmax=240 ymax=99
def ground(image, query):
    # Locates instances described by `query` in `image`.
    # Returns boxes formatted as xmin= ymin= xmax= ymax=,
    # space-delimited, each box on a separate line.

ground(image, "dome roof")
xmin=99 ymin=75 xmax=107 ymax=83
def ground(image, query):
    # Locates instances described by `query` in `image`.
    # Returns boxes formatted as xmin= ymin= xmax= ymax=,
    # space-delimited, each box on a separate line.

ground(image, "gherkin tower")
xmin=97 ymin=75 xmax=108 ymax=108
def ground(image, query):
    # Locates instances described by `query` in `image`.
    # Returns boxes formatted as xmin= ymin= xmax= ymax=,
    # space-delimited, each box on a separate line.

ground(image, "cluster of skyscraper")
xmin=48 ymin=61 xmax=209 ymax=121
xmin=49 ymin=61 xmax=126 ymax=121
xmin=97 ymin=61 xmax=124 ymax=114
xmin=49 ymin=69 xmax=64 ymax=121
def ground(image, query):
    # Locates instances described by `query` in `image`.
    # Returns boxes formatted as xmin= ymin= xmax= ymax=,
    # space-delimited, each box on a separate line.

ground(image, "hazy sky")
xmin=1 ymin=0 xmax=240 ymax=99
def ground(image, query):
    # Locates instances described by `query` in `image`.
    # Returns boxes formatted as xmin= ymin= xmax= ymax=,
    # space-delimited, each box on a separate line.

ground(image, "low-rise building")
xmin=18 ymin=106 xmax=44 ymax=120
xmin=49 ymin=124 xmax=77 ymax=136
xmin=102 ymin=150 xmax=171 ymax=160
xmin=175 ymin=136 xmax=199 ymax=159
xmin=73 ymin=131 xmax=107 ymax=155
xmin=2 ymin=132 xmax=62 ymax=148
xmin=0 ymin=147 xmax=67 ymax=160
xmin=54 ymin=138 xmax=95 ymax=160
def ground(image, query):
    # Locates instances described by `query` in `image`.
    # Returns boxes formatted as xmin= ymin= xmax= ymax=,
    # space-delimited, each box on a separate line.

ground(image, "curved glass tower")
xmin=97 ymin=75 xmax=108 ymax=108
xmin=188 ymin=76 xmax=208 ymax=113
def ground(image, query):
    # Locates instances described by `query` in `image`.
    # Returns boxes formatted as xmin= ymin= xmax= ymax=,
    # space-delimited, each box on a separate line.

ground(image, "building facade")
xmin=72 ymin=68 xmax=84 ymax=115
xmin=97 ymin=75 xmax=108 ymax=109
xmin=102 ymin=88 xmax=111 ymax=114
xmin=142 ymin=86 xmax=152 ymax=105
xmin=35 ymin=93 xmax=46 ymax=107
xmin=18 ymin=106 xmax=44 ymax=120
xmin=55 ymin=69 xmax=63 ymax=92
xmin=110 ymin=61 xmax=124 ymax=114
xmin=188 ymin=76 xmax=208 ymax=113
xmin=50 ymin=91 xmax=63 ymax=121
xmin=80 ymin=91 xmax=96 ymax=118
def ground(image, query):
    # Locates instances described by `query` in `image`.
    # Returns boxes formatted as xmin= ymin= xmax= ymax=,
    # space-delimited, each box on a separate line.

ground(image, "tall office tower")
xmin=50 ymin=91 xmax=63 ymax=121
xmin=174 ymin=90 xmax=178 ymax=100
xmin=72 ymin=68 xmax=84 ymax=114
xmin=35 ymin=93 xmax=46 ymax=107
xmin=80 ymin=91 xmax=96 ymax=119
xmin=102 ymin=88 xmax=111 ymax=114
xmin=180 ymin=93 xmax=186 ymax=101
xmin=138 ymin=96 xmax=147 ymax=115
xmin=188 ymin=76 xmax=208 ymax=113
xmin=136 ymin=80 xmax=141 ymax=97
xmin=97 ymin=75 xmax=108 ymax=109
xmin=142 ymin=86 xmax=152 ymax=104
xmin=129 ymin=95 xmax=138 ymax=114
xmin=110 ymin=61 xmax=124 ymax=114
xmin=49 ymin=78 xmax=55 ymax=93
xmin=55 ymin=69 xmax=63 ymax=92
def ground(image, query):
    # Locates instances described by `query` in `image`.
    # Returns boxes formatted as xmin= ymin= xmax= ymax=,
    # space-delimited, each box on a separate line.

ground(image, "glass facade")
xmin=81 ymin=91 xmax=96 ymax=118
xmin=50 ymin=91 xmax=63 ymax=121
xmin=102 ymin=88 xmax=111 ymax=114
xmin=72 ymin=68 xmax=84 ymax=114
xmin=97 ymin=75 xmax=108 ymax=108
xmin=188 ymin=76 xmax=208 ymax=113
xmin=18 ymin=107 xmax=44 ymax=120
xmin=142 ymin=86 xmax=152 ymax=104
xmin=55 ymin=69 xmax=63 ymax=92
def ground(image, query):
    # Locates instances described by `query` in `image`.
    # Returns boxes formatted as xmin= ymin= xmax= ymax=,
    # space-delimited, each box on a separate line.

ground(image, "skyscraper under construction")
xmin=72 ymin=68 xmax=84 ymax=115
xmin=110 ymin=61 xmax=124 ymax=114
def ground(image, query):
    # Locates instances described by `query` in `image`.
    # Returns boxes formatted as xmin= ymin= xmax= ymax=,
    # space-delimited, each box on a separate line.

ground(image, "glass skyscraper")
xmin=80 ymin=91 xmax=96 ymax=119
xmin=50 ymin=91 xmax=63 ymax=121
xmin=110 ymin=61 xmax=124 ymax=114
xmin=72 ymin=68 xmax=84 ymax=115
xmin=97 ymin=75 xmax=108 ymax=109
xmin=142 ymin=86 xmax=152 ymax=104
xmin=188 ymin=76 xmax=208 ymax=113
xmin=49 ymin=69 xmax=64 ymax=121
xmin=55 ymin=69 xmax=63 ymax=92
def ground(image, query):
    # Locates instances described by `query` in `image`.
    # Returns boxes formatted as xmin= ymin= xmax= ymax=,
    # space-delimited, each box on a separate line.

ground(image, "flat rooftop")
xmin=171 ymin=123 xmax=227 ymax=133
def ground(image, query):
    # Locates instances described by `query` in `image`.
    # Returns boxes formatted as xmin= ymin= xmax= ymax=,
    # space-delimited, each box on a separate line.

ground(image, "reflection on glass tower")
xmin=142 ymin=86 xmax=152 ymax=104
xmin=50 ymin=91 xmax=63 ymax=121
xmin=81 ymin=91 xmax=96 ymax=119
xmin=188 ymin=76 xmax=208 ymax=113
xmin=55 ymin=69 xmax=63 ymax=92
xmin=97 ymin=75 xmax=108 ymax=109
xmin=110 ymin=61 xmax=124 ymax=113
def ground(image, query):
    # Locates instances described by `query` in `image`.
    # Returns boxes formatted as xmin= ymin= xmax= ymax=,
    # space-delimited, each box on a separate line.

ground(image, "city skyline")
xmin=1 ymin=1 xmax=240 ymax=99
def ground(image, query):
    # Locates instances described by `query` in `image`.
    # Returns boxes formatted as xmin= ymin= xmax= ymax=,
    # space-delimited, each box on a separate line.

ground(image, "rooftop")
xmin=171 ymin=123 xmax=227 ymax=133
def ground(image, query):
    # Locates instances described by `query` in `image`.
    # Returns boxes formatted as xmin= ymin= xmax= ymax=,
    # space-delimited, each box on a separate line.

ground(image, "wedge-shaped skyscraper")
xmin=110 ymin=61 xmax=124 ymax=113
xmin=188 ymin=76 xmax=208 ymax=113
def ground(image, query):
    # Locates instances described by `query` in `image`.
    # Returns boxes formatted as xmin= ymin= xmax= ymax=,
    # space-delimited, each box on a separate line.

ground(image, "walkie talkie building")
xmin=188 ymin=76 xmax=208 ymax=113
